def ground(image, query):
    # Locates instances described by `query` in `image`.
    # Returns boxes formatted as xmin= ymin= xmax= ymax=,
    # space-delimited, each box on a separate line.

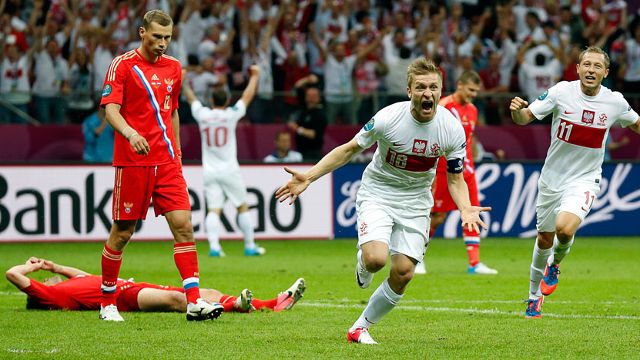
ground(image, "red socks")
xmin=173 ymin=242 xmax=201 ymax=304
xmin=466 ymin=244 xmax=480 ymax=267
xmin=252 ymin=298 xmax=277 ymax=310
xmin=101 ymin=244 xmax=123 ymax=307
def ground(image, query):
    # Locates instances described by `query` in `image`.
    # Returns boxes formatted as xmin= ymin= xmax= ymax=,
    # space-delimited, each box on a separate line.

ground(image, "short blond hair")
xmin=578 ymin=46 xmax=610 ymax=69
xmin=142 ymin=10 xmax=173 ymax=29
xmin=407 ymin=57 xmax=442 ymax=87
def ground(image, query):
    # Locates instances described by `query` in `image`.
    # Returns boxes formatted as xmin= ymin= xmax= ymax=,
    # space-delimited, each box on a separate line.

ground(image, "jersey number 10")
xmin=202 ymin=126 xmax=229 ymax=147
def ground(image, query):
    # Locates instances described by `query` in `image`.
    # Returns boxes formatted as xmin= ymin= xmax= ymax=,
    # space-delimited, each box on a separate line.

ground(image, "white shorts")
xmin=536 ymin=180 xmax=600 ymax=233
xmin=204 ymin=170 xmax=248 ymax=210
xmin=356 ymin=199 xmax=430 ymax=262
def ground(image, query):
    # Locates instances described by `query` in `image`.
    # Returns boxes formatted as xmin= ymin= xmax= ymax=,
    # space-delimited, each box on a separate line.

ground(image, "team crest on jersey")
xmin=102 ymin=84 xmax=112 ymax=97
xmin=165 ymin=78 xmax=174 ymax=92
xmin=430 ymin=143 xmax=441 ymax=156
xmin=538 ymin=90 xmax=548 ymax=100
xmin=151 ymin=74 xmax=162 ymax=88
xmin=363 ymin=118 xmax=375 ymax=131
xmin=359 ymin=222 xmax=368 ymax=236
xmin=412 ymin=139 xmax=428 ymax=155
xmin=582 ymin=110 xmax=595 ymax=125
xmin=124 ymin=202 xmax=133 ymax=214
xmin=597 ymin=113 xmax=607 ymax=126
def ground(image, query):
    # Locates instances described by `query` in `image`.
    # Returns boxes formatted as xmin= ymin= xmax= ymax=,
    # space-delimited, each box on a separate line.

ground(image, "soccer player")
xmin=510 ymin=46 xmax=640 ymax=318
xmin=182 ymin=65 xmax=265 ymax=257
xmin=276 ymin=58 xmax=490 ymax=344
xmin=416 ymin=71 xmax=498 ymax=275
xmin=6 ymin=257 xmax=305 ymax=313
xmin=98 ymin=10 xmax=221 ymax=322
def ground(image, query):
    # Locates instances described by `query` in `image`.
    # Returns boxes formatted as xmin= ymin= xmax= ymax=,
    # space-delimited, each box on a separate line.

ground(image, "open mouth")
xmin=422 ymin=100 xmax=434 ymax=111
xmin=585 ymin=75 xmax=596 ymax=81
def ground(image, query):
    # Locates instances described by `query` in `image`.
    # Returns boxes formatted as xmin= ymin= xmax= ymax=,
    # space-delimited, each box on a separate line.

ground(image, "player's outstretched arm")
xmin=38 ymin=258 xmax=89 ymax=278
xmin=510 ymin=96 xmax=535 ymax=125
xmin=105 ymin=103 xmax=150 ymax=155
xmin=240 ymin=65 xmax=261 ymax=106
xmin=628 ymin=118 xmax=640 ymax=134
xmin=447 ymin=172 xmax=491 ymax=234
xmin=5 ymin=257 xmax=46 ymax=289
xmin=180 ymin=69 xmax=198 ymax=106
xmin=276 ymin=139 xmax=363 ymax=204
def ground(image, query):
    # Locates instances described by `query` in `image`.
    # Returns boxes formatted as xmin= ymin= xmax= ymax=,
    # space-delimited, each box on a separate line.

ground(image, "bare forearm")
xmin=447 ymin=173 xmax=471 ymax=211
xmin=305 ymin=140 xmax=361 ymax=182
xmin=629 ymin=119 xmax=640 ymax=135
xmin=172 ymin=110 xmax=181 ymax=150
xmin=511 ymin=108 xmax=534 ymax=125
xmin=105 ymin=104 xmax=136 ymax=139
xmin=50 ymin=264 xmax=88 ymax=278
xmin=5 ymin=264 xmax=38 ymax=289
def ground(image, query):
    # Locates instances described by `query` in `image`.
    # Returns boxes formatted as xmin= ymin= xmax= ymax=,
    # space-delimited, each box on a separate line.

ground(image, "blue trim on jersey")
xmin=132 ymin=65 xmax=175 ymax=159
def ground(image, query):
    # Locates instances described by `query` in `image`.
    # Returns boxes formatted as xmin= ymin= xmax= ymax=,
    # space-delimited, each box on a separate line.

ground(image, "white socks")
xmin=237 ymin=212 xmax=255 ymax=249
xmin=551 ymin=235 xmax=574 ymax=265
xmin=529 ymin=240 xmax=552 ymax=299
xmin=205 ymin=212 xmax=221 ymax=252
xmin=351 ymin=279 xmax=403 ymax=330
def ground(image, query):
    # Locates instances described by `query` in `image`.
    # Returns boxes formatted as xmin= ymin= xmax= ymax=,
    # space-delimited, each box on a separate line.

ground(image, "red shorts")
xmin=432 ymin=169 xmax=479 ymax=213
xmin=117 ymin=282 xmax=184 ymax=312
xmin=112 ymin=159 xmax=191 ymax=220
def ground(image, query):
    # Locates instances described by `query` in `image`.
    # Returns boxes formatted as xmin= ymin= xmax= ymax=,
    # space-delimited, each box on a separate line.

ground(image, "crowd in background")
xmin=1 ymin=0 xmax=639 ymax=129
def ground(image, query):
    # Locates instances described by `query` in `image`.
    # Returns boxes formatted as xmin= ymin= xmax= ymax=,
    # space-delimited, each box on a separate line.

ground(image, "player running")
xmin=182 ymin=65 xmax=265 ymax=257
xmin=276 ymin=58 xmax=490 ymax=344
xmin=98 ymin=10 xmax=220 ymax=322
xmin=415 ymin=70 xmax=498 ymax=275
xmin=510 ymin=46 xmax=640 ymax=318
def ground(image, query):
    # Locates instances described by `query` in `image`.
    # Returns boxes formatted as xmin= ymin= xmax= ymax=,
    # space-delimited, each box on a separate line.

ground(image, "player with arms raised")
xmin=182 ymin=65 xmax=266 ymax=257
xmin=276 ymin=58 xmax=490 ymax=344
xmin=417 ymin=70 xmax=497 ymax=275
xmin=98 ymin=10 xmax=222 ymax=322
xmin=511 ymin=46 xmax=640 ymax=318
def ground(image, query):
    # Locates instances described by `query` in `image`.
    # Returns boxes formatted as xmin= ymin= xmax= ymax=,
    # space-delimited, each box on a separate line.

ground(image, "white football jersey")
xmin=191 ymin=99 xmax=246 ymax=173
xmin=355 ymin=102 xmax=467 ymax=212
xmin=529 ymin=80 xmax=638 ymax=190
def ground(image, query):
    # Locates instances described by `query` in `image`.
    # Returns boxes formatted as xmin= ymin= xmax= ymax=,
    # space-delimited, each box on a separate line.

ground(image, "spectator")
xmin=66 ymin=32 xmax=95 ymax=123
xmin=384 ymin=45 xmax=414 ymax=106
xmin=264 ymin=130 xmax=303 ymax=163
xmin=517 ymin=41 xmax=562 ymax=104
xmin=32 ymin=28 xmax=69 ymax=124
xmin=82 ymin=107 xmax=113 ymax=163
xmin=0 ymin=33 xmax=33 ymax=123
xmin=288 ymin=86 xmax=326 ymax=160
xmin=186 ymin=57 xmax=224 ymax=107
xmin=479 ymin=51 xmax=509 ymax=124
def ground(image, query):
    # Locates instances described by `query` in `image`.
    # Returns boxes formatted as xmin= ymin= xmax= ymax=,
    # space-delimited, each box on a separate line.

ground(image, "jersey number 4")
xmin=202 ymin=126 xmax=228 ymax=147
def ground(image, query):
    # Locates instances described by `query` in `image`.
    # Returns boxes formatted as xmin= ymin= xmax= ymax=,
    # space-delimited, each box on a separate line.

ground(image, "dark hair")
xmin=26 ymin=296 xmax=48 ymax=310
xmin=142 ymin=10 xmax=173 ymax=29
xmin=458 ymin=70 xmax=481 ymax=85
xmin=399 ymin=46 xmax=412 ymax=59
xmin=535 ymin=53 xmax=546 ymax=66
xmin=211 ymin=89 xmax=228 ymax=107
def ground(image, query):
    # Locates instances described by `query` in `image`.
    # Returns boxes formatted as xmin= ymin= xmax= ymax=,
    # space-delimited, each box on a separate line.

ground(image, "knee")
xmin=111 ymin=227 xmax=134 ymax=247
xmin=555 ymin=224 xmax=574 ymax=242
xmin=172 ymin=217 xmax=194 ymax=238
xmin=363 ymin=252 xmax=387 ymax=272
xmin=392 ymin=265 xmax=414 ymax=285
xmin=172 ymin=292 xmax=187 ymax=311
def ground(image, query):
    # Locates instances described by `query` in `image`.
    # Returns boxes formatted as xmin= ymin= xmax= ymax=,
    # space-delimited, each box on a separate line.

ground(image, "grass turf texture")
xmin=0 ymin=237 xmax=638 ymax=359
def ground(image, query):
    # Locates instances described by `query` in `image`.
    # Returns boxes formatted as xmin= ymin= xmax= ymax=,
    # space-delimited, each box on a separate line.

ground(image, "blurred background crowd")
xmin=1 ymin=0 xmax=639 ymax=161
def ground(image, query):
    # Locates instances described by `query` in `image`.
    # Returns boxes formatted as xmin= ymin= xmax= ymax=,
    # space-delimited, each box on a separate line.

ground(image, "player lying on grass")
xmin=6 ymin=257 xmax=305 ymax=314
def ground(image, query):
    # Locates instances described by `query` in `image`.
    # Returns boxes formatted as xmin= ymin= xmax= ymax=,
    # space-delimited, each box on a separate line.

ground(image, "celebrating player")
xmin=6 ymin=257 xmax=305 ymax=313
xmin=276 ymin=58 xmax=490 ymax=344
xmin=98 ymin=10 xmax=221 ymax=322
xmin=510 ymin=46 xmax=640 ymax=318
xmin=182 ymin=65 xmax=266 ymax=257
xmin=416 ymin=71 xmax=498 ymax=275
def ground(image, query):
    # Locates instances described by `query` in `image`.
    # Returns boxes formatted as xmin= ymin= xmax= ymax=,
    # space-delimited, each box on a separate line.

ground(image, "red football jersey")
xmin=101 ymin=49 xmax=182 ymax=166
xmin=22 ymin=275 xmax=126 ymax=310
xmin=436 ymin=94 xmax=477 ymax=175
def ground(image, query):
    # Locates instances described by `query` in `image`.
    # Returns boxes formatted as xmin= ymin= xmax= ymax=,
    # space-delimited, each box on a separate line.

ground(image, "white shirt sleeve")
xmin=354 ymin=115 xmax=384 ymax=150
xmin=228 ymin=99 xmax=247 ymax=123
xmin=615 ymin=93 xmax=640 ymax=128
xmin=445 ymin=121 xmax=467 ymax=161
xmin=190 ymin=100 xmax=206 ymax=123
xmin=528 ymin=82 xmax=561 ymax=120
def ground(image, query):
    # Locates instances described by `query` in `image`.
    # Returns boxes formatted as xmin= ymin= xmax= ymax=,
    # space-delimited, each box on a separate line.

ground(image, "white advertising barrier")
xmin=0 ymin=165 xmax=333 ymax=242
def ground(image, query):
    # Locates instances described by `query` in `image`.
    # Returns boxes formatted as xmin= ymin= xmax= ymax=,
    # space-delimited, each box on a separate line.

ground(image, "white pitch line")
xmin=309 ymin=298 xmax=637 ymax=305
xmin=299 ymin=302 xmax=640 ymax=320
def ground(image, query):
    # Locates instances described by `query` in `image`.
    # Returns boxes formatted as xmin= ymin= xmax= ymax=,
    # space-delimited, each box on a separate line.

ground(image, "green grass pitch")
xmin=0 ymin=237 xmax=638 ymax=359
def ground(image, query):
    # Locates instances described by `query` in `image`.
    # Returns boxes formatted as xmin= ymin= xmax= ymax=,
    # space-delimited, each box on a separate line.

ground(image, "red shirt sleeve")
xmin=22 ymin=279 xmax=65 ymax=310
xmin=100 ymin=56 xmax=127 ymax=107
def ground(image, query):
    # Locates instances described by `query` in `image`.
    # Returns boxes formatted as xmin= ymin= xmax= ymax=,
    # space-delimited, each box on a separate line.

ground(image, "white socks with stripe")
xmin=351 ymin=279 xmax=403 ymax=330
xmin=205 ymin=212 xmax=221 ymax=252
xmin=551 ymin=235 xmax=574 ymax=265
xmin=237 ymin=212 xmax=255 ymax=249
xmin=529 ymin=240 xmax=553 ymax=299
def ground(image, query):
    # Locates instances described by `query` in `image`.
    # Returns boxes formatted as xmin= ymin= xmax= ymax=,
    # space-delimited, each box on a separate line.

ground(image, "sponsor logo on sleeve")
xmin=101 ymin=84 xmax=112 ymax=97
xmin=363 ymin=118 xmax=375 ymax=131
xmin=537 ymin=90 xmax=549 ymax=101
